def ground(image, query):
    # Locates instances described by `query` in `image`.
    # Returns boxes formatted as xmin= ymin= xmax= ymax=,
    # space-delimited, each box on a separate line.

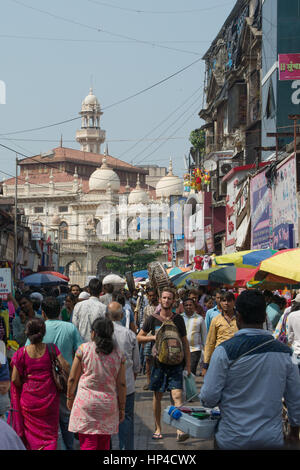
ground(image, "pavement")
xmin=111 ymin=372 xmax=214 ymax=451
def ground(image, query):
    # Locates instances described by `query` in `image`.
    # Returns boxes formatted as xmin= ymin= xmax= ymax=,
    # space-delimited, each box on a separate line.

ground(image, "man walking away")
xmin=106 ymin=301 xmax=140 ymax=450
xmin=200 ymin=289 xmax=300 ymax=450
xmin=137 ymin=288 xmax=191 ymax=442
xmin=72 ymin=278 xmax=106 ymax=342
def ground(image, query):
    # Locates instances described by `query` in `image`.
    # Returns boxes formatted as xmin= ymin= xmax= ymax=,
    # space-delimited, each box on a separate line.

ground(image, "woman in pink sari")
xmin=9 ymin=317 xmax=69 ymax=450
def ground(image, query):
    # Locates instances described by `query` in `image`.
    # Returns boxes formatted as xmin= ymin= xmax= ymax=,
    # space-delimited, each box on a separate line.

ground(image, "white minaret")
xmin=76 ymin=87 xmax=106 ymax=154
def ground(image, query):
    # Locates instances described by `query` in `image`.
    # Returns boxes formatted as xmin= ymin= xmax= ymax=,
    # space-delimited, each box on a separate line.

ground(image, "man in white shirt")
xmin=182 ymin=297 xmax=207 ymax=375
xmin=107 ymin=301 xmax=140 ymax=450
xmin=72 ymin=278 xmax=106 ymax=342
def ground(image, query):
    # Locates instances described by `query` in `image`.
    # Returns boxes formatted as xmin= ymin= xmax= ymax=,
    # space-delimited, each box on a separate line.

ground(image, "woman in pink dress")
xmin=9 ymin=317 xmax=70 ymax=450
xmin=67 ymin=317 xmax=126 ymax=450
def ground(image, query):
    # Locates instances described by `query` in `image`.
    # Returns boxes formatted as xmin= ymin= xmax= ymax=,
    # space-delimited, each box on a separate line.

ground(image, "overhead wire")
xmin=86 ymin=0 xmax=234 ymax=15
xmin=8 ymin=0 xmax=202 ymax=56
xmin=0 ymin=55 xmax=202 ymax=137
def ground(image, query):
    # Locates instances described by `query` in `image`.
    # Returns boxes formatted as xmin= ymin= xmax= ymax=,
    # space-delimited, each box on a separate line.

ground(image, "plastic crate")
xmin=163 ymin=406 xmax=219 ymax=439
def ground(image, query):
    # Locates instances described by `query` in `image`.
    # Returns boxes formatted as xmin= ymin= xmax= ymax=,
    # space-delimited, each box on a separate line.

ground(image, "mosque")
xmin=1 ymin=88 xmax=184 ymax=285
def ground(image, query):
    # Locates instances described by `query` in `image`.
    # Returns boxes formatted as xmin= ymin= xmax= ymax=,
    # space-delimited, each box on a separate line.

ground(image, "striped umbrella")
xmin=214 ymin=249 xmax=278 ymax=268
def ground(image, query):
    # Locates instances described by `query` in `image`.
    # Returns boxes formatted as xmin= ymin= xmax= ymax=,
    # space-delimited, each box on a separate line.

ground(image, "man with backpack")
xmin=137 ymin=287 xmax=191 ymax=442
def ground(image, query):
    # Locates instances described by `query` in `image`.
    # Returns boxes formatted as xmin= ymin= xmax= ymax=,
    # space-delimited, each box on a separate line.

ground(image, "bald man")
xmin=107 ymin=302 xmax=140 ymax=450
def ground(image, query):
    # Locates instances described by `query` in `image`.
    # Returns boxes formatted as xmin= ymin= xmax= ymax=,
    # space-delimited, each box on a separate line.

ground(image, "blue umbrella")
xmin=132 ymin=270 xmax=148 ymax=279
xmin=23 ymin=272 xmax=68 ymax=287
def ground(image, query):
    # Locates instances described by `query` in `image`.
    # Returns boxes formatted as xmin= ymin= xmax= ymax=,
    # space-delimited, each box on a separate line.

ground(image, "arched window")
xmin=59 ymin=222 xmax=68 ymax=240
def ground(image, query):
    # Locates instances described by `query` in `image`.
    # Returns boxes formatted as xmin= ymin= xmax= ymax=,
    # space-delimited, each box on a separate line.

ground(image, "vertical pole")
xmin=294 ymin=117 xmax=297 ymax=155
xmin=14 ymin=155 xmax=18 ymax=283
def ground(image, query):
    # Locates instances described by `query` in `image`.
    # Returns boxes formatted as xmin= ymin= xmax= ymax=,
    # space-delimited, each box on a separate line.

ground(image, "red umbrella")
xmin=41 ymin=271 xmax=70 ymax=282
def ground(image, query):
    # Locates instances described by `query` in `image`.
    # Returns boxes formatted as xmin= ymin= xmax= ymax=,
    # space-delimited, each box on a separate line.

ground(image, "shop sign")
xmin=279 ymin=53 xmax=300 ymax=81
xmin=31 ymin=222 xmax=42 ymax=240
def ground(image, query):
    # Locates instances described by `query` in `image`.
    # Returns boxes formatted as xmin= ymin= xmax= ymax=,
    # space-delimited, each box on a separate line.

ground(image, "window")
xmin=58 ymin=206 xmax=68 ymax=213
xmin=34 ymin=207 xmax=44 ymax=214
xmin=59 ymin=222 xmax=68 ymax=240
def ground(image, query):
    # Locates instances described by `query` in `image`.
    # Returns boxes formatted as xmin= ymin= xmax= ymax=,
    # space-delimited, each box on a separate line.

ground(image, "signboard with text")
xmin=0 ymin=268 xmax=12 ymax=300
xmin=279 ymin=53 xmax=300 ymax=81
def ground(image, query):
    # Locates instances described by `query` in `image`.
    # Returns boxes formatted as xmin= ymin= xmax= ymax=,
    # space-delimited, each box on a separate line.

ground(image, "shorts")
xmin=144 ymin=342 xmax=153 ymax=357
xmin=149 ymin=364 xmax=184 ymax=393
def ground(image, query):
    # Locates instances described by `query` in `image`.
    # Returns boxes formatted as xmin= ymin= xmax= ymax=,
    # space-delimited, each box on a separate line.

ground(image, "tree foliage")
xmin=101 ymin=239 xmax=162 ymax=275
xmin=189 ymin=128 xmax=205 ymax=156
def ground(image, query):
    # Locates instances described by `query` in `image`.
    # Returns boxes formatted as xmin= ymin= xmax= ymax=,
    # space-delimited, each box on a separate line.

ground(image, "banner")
xmin=272 ymin=155 xmax=298 ymax=247
xmin=250 ymin=170 xmax=272 ymax=249
xmin=204 ymin=225 xmax=214 ymax=253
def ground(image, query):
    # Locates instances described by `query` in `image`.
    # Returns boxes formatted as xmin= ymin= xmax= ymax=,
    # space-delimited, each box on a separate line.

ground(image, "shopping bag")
xmin=183 ymin=371 xmax=198 ymax=402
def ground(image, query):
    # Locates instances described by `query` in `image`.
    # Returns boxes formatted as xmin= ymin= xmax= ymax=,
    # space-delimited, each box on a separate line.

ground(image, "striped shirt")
xmin=182 ymin=312 xmax=206 ymax=352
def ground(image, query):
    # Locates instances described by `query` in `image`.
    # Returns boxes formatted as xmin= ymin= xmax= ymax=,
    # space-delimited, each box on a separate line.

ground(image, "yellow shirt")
xmin=204 ymin=313 xmax=238 ymax=365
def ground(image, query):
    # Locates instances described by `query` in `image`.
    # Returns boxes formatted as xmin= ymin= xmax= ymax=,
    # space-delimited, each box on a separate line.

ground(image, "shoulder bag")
xmin=46 ymin=343 xmax=69 ymax=394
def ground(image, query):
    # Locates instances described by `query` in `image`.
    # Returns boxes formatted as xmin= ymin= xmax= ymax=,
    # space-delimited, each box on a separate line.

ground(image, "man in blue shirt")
xmin=205 ymin=289 xmax=222 ymax=333
xmin=264 ymin=290 xmax=282 ymax=330
xmin=200 ymin=289 xmax=300 ymax=450
xmin=26 ymin=296 xmax=83 ymax=450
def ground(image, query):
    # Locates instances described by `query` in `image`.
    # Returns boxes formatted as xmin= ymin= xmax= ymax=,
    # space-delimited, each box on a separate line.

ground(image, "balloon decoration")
xmin=184 ymin=169 xmax=211 ymax=192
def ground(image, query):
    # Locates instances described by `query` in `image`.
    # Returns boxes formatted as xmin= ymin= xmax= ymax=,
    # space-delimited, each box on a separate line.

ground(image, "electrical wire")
xmin=86 ymin=0 xmax=234 ymax=15
xmin=0 ymin=56 xmax=202 ymax=137
xmin=8 ymin=0 xmax=202 ymax=56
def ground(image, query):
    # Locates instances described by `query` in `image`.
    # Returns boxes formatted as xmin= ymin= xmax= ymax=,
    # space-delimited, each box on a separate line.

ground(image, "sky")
xmin=0 ymin=0 xmax=236 ymax=182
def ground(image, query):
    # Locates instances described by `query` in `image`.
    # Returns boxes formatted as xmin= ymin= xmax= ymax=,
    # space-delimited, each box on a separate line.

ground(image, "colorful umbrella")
xmin=22 ymin=272 xmax=68 ymax=287
xmin=254 ymin=248 xmax=300 ymax=283
xmin=208 ymin=266 xmax=257 ymax=287
xmin=173 ymin=267 xmax=222 ymax=288
xmin=39 ymin=271 xmax=70 ymax=281
xmin=214 ymin=249 xmax=278 ymax=268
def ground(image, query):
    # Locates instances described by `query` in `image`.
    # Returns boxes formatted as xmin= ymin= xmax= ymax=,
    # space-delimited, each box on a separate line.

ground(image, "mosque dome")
xmin=156 ymin=159 xmax=183 ymax=198
xmin=89 ymin=155 xmax=120 ymax=193
xmin=128 ymin=175 xmax=149 ymax=204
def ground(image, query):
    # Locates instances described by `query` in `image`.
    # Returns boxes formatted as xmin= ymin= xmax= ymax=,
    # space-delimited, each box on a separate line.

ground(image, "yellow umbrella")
xmin=257 ymin=248 xmax=300 ymax=282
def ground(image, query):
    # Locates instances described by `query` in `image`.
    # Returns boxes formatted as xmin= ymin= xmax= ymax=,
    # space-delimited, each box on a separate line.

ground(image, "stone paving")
xmin=111 ymin=372 xmax=214 ymax=451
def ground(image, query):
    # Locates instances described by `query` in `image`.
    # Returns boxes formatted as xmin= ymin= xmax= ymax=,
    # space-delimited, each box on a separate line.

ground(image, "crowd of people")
xmin=1 ymin=277 xmax=300 ymax=450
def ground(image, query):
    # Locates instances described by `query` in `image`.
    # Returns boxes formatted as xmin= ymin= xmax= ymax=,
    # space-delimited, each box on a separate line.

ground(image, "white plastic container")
xmin=163 ymin=406 xmax=218 ymax=439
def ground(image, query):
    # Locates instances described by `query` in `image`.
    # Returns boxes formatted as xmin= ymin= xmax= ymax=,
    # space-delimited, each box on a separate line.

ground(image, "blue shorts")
xmin=144 ymin=342 xmax=153 ymax=357
xmin=149 ymin=364 xmax=184 ymax=393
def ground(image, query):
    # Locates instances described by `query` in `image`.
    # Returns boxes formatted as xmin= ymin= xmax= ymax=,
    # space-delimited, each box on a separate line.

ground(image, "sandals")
xmin=152 ymin=432 xmax=163 ymax=440
xmin=176 ymin=433 xmax=190 ymax=442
